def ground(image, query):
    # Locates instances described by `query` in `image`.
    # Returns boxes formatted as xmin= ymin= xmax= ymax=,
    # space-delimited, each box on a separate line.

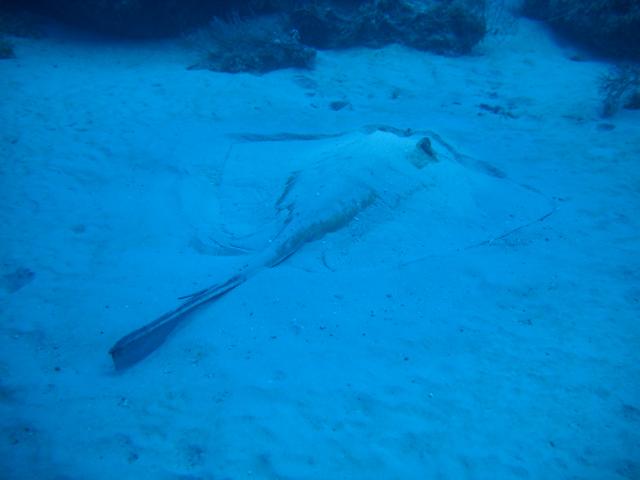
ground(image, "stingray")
xmin=109 ymin=127 xmax=555 ymax=370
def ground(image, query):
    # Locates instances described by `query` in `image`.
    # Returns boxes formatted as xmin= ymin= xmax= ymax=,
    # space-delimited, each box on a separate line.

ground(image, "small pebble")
xmin=329 ymin=100 xmax=351 ymax=111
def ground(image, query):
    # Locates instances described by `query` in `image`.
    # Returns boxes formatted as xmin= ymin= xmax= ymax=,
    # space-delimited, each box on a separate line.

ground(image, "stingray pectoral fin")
xmin=109 ymin=274 xmax=246 ymax=371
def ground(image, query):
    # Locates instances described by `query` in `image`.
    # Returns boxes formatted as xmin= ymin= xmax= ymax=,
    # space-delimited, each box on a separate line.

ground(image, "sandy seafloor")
xmin=0 ymin=16 xmax=639 ymax=480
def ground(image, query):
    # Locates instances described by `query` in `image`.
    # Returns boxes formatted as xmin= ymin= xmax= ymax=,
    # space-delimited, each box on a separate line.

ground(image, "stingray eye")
xmin=410 ymin=137 xmax=438 ymax=169
xmin=417 ymin=137 xmax=437 ymax=160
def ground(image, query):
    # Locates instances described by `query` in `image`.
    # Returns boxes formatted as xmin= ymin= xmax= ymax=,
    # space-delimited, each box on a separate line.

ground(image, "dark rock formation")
xmin=289 ymin=0 xmax=486 ymax=54
xmin=186 ymin=1 xmax=486 ymax=73
xmin=3 ymin=0 xmax=488 ymax=72
xmin=599 ymin=64 xmax=640 ymax=117
xmin=522 ymin=0 xmax=640 ymax=60
xmin=188 ymin=16 xmax=316 ymax=73
xmin=9 ymin=0 xmax=486 ymax=56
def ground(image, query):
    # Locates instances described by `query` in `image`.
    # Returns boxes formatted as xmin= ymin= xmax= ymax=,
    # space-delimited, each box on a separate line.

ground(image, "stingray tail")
xmin=109 ymin=273 xmax=246 ymax=371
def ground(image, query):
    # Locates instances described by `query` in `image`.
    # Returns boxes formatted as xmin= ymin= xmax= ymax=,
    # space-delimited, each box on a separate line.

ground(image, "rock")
xmin=10 ymin=0 xmax=486 ymax=56
xmin=521 ymin=0 xmax=640 ymax=60
xmin=599 ymin=64 xmax=640 ymax=117
xmin=187 ymin=16 xmax=315 ymax=73
xmin=15 ymin=0 xmax=487 ymax=52
xmin=329 ymin=100 xmax=351 ymax=111
xmin=289 ymin=0 xmax=486 ymax=54
xmin=190 ymin=40 xmax=315 ymax=73
xmin=625 ymin=89 xmax=640 ymax=110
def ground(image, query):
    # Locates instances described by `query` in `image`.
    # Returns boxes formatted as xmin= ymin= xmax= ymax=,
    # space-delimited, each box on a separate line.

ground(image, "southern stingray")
xmin=109 ymin=126 xmax=555 ymax=370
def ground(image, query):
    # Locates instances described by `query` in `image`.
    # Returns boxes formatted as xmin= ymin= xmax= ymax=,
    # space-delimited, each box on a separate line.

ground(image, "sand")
xmin=0 ymin=17 xmax=639 ymax=480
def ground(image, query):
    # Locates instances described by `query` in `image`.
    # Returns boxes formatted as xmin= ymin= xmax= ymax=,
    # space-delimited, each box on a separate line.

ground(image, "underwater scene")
xmin=1 ymin=0 xmax=639 ymax=478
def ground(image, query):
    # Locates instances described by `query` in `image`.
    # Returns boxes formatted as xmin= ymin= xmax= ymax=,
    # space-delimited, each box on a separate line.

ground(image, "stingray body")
xmin=109 ymin=128 xmax=552 ymax=370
